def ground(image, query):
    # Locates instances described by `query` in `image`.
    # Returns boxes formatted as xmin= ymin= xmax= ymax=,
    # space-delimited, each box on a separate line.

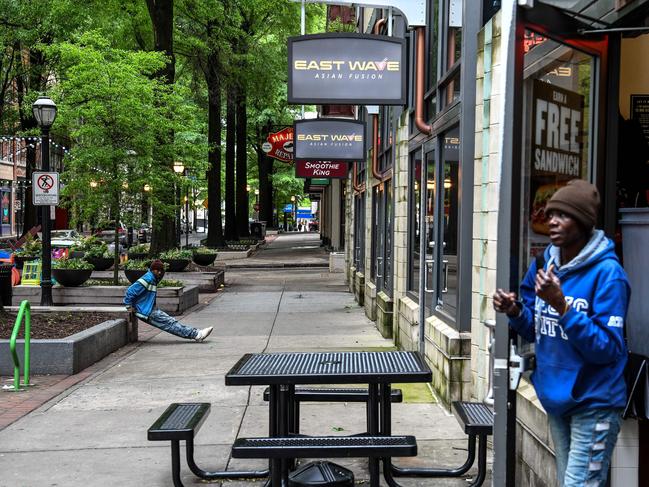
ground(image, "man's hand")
xmin=125 ymin=305 xmax=133 ymax=313
xmin=534 ymin=264 xmax=567 ymax=314
xmin=493 ymin=289 xmax=520 ymax=317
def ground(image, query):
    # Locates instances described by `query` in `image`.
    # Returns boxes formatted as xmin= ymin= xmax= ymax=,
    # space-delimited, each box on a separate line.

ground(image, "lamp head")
xmin=173 ymin=161 xmax=185 ymax=174
xmin=32 ymin=96 xmax=57 ymax=129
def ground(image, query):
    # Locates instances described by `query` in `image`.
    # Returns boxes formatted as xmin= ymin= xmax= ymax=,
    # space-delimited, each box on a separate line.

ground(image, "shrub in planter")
xmin=192 ymin=247 xmax=218 ymax=266
xmin=160 ymin=249 xmax=192 ymax=272
xmin=128 ymin=243 xmax=150 ymax=261
xmin=122 ymin=259 xmax=152 ymax=283
xmin=14 ymin=236 xmax=42 ymax=269
xmin=52 ymin=258 xmax=94 ymax=287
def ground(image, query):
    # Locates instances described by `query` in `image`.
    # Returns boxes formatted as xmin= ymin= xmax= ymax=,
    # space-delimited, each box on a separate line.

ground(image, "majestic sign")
xmin=295 ymin=161 xmax=347 ymax=179
xmin=263 ymin=127 xmax=294 ymax=163
xmin=529 ymin=80 xmax=585 ymax=235
xmin=288 ymin=33 xmax=406 ymax=105
xmin=32 ymin=171 xmax=59 ymax=205
xmin=294 ymin=119 xmax=366 ymax=162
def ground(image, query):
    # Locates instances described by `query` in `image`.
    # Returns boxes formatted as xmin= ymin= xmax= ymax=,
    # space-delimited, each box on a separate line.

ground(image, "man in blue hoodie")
xmin=493 ymin=179 xmax=630 ymax=487
xmin=124 ymin=260 xmax=213 ymax=342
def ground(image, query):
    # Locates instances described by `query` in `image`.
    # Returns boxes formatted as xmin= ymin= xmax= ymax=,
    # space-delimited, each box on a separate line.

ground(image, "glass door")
xmin=423 ymin=149 xmax=437 ymax=312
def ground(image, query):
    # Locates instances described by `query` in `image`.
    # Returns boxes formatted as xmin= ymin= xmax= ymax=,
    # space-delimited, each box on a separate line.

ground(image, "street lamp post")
xmin=290 ymin=195 xmax=296 ymax=231
xmin=173 ymin=161 xmax=184 ymax=247
xmin=32 ymin=96 xmax=57 ymax=306
xmin=184 ymin=193 xmax=189 ymax=248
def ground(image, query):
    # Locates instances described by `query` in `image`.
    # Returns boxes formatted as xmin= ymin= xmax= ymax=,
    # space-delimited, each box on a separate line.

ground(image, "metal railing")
xmin=9 ymin=300 xmax=31 ymax=391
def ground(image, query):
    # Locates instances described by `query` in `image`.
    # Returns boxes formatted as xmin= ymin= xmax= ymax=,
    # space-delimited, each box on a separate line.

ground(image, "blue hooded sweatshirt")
xmin=123 ymin=270 xmax=158 ymax=320
xmin=509 ymin=230 xmax=630 ymax=417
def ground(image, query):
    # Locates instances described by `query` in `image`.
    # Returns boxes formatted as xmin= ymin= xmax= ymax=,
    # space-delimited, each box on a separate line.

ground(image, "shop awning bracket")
xmin=578 ymin=26 xmax=649 ymax=34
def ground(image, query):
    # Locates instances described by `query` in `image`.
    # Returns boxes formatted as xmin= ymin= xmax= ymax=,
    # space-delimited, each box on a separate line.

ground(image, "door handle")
xmin=376 ymin=257 xmax=383 ymax=279
xmin=424 ymin=259 xmax=435 ymax=293
xmin=441 ymin=259 xmax=449 ymax=293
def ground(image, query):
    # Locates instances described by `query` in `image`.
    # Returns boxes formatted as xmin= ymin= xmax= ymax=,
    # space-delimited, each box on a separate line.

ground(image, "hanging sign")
xmin=288 ymin=33 xmax=406 ymax=105
xmin=263 ymin=127 xmax=294 ymax=163
xmin=32 ymin=171 xmax=59 ymax=205
xmin=294 ymin=119 xmax=366 ymax=162
xmin=295 ymin=161 xmax=348 ymax=179
xmin=630 ymin=94 xmax=649 ymax=146
xmin=529 ymin=80 xmax=585 ymax=235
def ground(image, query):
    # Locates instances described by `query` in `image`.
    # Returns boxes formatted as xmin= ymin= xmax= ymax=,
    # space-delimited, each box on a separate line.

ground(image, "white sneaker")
xmin=195 ymin=327 xmax=213 ymax=342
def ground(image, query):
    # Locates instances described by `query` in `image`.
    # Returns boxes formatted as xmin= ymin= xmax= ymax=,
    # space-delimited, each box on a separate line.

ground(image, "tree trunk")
xmin=235 ymin=91 xmax=249 ymax=237
xmin=204 ymin=51 xmax=225 ymax=248
xmin=146 ymin=0 xmax=177 ymax=253
xmin=16 ymin=46 xmax=46 ymax=237
xmin=224 ymin=86 xmax=237 ymax=241
xmin=259 ymin=122 xmax=274 ymax=227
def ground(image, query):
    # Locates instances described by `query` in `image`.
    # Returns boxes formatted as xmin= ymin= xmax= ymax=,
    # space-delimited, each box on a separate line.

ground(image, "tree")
xmin=146 ymin=0 xmax=178 ymax=253
xmin=49 ymin=33 xmax=182 ymax=283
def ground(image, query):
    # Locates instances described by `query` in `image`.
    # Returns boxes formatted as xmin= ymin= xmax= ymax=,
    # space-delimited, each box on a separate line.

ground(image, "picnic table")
xmin=225 ymin=350 xmax=432 ymax=486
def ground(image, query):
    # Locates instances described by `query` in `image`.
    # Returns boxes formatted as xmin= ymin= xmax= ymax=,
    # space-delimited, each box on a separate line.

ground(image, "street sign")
xmin=294 ymin=119 xmax=365 ymax=161
xmin=295 ymin=161 xmax=347 ymax=179
xmin=32 ymin=171 xmax=59 ymax=205
xmin=265 ymin=127 xmax=294 ymax=163
xmin=283 ymin=204 xmax=293 ymax=213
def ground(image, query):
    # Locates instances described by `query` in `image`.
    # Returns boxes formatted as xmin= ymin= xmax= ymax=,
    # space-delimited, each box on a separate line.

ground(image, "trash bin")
xmin=0 ymin=263 xmax=12 ymax=306
xmin=288 ymin=461 xmax=354 ymax=486
xmin=250 ymin=221 xmax=267 ymax=240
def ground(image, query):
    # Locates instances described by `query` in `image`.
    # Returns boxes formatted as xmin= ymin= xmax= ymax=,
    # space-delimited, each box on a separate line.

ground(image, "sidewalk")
xmin=0 ymin=233 xmax=490 ymax=486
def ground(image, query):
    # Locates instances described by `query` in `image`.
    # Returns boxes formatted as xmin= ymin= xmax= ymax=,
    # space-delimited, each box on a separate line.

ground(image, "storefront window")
xmin=424 ymin=150 xmax=436 ymax=311
xmin=354 ymin=194 xmax=365 ymax=272
xmin=521 ymin=30 xmax=594 ymax=270
xmin=437 ymin=127 xmax=460 ymax=317
xmin=0 ymin=185 xmax=11 ymax=236
xmin=408 ymin=152 xmax=422 ymax=295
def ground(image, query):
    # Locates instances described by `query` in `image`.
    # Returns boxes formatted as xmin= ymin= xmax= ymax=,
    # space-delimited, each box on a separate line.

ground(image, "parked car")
xmin=137 ymin=224 xmax=150 ymax=243
xmin=37 ymin=229 xmax=82 ymax=248
xmin=94 ymin=222 xmax=127 ymax=246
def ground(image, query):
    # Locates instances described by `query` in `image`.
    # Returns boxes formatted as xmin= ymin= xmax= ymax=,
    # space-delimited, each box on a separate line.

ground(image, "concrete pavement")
xmin=0 ymin=233 xmax=491 ymax=486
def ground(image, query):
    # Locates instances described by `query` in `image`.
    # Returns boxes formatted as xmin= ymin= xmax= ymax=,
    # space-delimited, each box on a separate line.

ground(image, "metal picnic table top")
xmin=225 ymin=350 xmax=432 ymax=386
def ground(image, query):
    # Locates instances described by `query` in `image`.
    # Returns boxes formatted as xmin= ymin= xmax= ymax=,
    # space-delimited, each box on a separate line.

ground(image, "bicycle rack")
xmin=9 ymin=300 xmax=31 ymax=391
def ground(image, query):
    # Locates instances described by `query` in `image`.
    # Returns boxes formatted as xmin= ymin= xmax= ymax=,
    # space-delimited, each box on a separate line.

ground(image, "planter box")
xmin=214 ymin=248 xmax=253 ymax=261
xmin=0 ymin=318 xmax=127 ymax=375
xmin=90 ymin=269 xmax=225 ymax=293
xmin=12 ymin=285 xmax=199 ymax=316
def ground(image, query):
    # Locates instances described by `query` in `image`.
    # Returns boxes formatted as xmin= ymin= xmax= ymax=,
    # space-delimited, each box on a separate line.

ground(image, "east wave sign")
xmin=288 ymin=33 xmax=406 ymax=105
xmin=294 ymin=119 xmax=366 ymax=162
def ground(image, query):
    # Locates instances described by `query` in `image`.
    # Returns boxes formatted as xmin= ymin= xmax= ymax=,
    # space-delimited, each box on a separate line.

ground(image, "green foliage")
xmin=159 ymin=248 xmax=192 ymax=260
xmin=15 ymin=235 xmax=42 ymax=256
xmin=192 ymin=246 xmax=218 ymax=255
xmin=73 ymin=236 xmax=109 ymax=257
xmin=158 ymin=279 xmax=184 ymax=288
xmin=128 ymin=243 xmax=150 ymax=254
xmin=53 ymin=258 xmax=94 ymax=270
xmin=122 ymin=259 xmax=151 ymax=270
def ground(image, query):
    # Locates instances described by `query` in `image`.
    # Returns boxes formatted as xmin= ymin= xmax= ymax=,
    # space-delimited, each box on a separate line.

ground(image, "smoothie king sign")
xmin=288 ymin=33 xmax=406 ymax=105
xmin=295 ymin=161 xmax=347 ymax=179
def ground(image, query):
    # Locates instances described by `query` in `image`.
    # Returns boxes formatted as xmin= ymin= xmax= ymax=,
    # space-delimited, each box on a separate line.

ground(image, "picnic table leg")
xmin=185 ymin=437 xmax=269 ymax=480
xmin=171 ymin=440 xmax=185 ymax=487
xmin=368 ymin=383 xmax=380 ymax=487
xmin=269 ymin=384 xmax=283 ymax=487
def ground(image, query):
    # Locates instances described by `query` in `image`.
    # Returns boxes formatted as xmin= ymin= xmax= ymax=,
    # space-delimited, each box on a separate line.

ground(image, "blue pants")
xmin=145 ymin=309 xmax=198 ymax=339
xmin=548 ymin=408 xmax=622 ymax=487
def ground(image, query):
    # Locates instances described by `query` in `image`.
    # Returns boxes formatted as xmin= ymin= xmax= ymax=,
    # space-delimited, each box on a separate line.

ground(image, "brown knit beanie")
xmin=544 ymin=179 xmax=600 ymax=229
xmin=150 ymin=259 xmax=165 ymax=272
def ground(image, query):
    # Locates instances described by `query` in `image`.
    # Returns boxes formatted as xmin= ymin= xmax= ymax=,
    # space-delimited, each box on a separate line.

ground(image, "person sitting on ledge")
xmin=124 ymin=259 xmax=212 ymax=342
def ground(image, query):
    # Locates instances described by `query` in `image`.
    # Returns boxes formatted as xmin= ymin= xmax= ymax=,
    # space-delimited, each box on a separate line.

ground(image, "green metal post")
xmin=9 ymin=300 xmax=31 ymax=391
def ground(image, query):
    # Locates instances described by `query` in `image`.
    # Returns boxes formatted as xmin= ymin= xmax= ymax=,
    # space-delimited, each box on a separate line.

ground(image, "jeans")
xmin=146 ymin=309 xmax=198 ymax=339
xmin=548 ymin=408 xmax=622 ymax=487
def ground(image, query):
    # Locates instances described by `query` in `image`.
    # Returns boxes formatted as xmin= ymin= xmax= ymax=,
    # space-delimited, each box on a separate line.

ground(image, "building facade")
xmin=339 ymin=1 xmax=649 ymax=485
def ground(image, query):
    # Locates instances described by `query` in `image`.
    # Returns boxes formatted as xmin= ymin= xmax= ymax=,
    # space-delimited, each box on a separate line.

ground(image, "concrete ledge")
xmin=91 ymin=270 xmax=224 ymax=293
xmin=215 ymin=248 xmax=253 ymax=261
xmin=0 ymin=318 xmax=128 ymax=375
xmin=354 ymin=271 xmax=365 ymax=307
xmin=396 ymin=296 xmax=419 ymax=350
xmin=376 ymin=291 xmax=393 ymax=339
xmin=12 ymin=285 xmax=199 ymax=316
xmin=364 ymin=281 xmax=377 ymax=321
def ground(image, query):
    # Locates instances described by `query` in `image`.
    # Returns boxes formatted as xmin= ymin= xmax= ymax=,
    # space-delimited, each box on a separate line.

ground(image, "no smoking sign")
xmin=32 ymin=171 xmax=60 ymax=205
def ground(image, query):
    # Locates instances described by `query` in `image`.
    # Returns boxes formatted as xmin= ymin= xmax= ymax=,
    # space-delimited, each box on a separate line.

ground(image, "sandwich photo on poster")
xmin=529 ymin=80 xmax=585 ymax=236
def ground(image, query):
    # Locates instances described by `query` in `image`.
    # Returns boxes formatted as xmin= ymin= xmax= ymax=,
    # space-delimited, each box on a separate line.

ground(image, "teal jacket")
xmin=123 ymin=270 xmax=158 ymax=319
